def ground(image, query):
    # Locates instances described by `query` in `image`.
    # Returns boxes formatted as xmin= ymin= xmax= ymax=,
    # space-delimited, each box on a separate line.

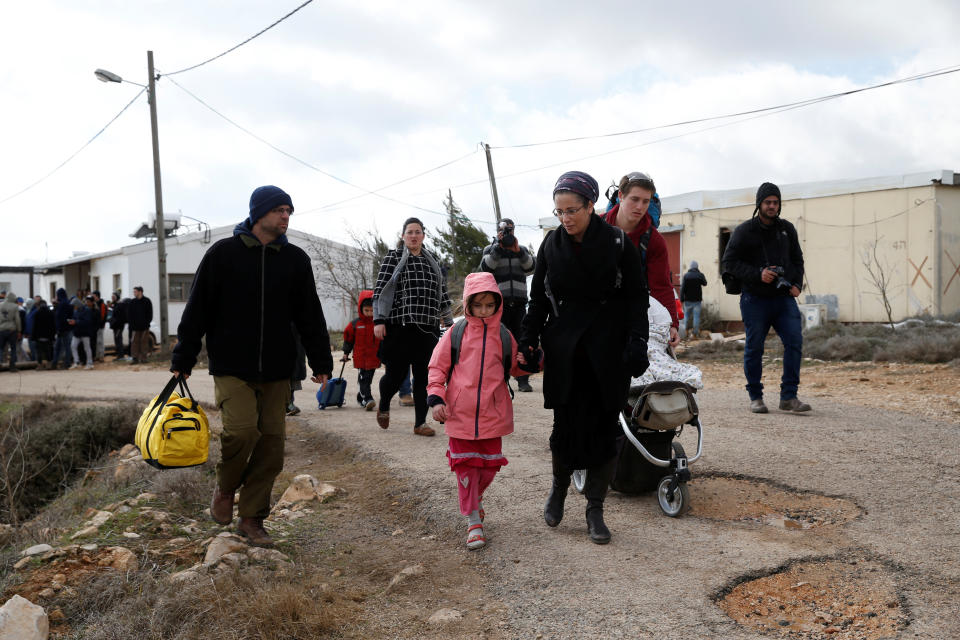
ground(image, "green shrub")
xmin=0 ymin=400 xmax=140 ymax=524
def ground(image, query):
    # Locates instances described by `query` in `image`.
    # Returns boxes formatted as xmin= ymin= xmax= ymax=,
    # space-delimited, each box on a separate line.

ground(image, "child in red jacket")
xmin=342 ymin=290 xmax=381 ymax=410
xmin=426 ymin=273 xmax=529 ymax=550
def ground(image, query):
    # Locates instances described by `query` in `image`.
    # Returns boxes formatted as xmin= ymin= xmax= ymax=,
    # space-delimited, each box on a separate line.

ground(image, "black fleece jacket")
xmin=171 ymin=225 xmax=333 ymax=382
xmin=721 ymin=216 xmax=804 ymax=297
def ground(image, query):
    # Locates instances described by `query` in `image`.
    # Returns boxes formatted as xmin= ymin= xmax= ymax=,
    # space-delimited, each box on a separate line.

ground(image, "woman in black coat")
xmin=519 ymin=170 xmax=650 ymax=544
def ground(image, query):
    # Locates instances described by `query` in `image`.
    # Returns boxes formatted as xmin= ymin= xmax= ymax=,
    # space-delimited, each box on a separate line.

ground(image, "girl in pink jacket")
xmin=427 ymin=272 xmax=527 ymax=550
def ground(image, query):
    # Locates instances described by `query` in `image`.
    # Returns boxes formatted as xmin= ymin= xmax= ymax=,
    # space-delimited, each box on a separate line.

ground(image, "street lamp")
xmin=94 ymin=51 xmax=170 ymax=356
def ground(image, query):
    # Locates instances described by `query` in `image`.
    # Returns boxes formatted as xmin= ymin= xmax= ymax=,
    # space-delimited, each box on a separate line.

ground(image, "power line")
xmin=163 ymin=0 xmax=315 ymax=76
xmin=309 ymin=146 xmax=482 ymax=212
xmin=164 ymin=75 xmax=501 ymax=225
xmin=0 ymin=87 xmax=147 ymax=207
xmin=490 ymin=63 xmax=960 ymax=149
xmin=425 ymin=97 xmax=832 ymax=195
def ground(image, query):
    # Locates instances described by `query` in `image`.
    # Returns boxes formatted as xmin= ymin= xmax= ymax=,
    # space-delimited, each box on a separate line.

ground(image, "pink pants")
xmin=455 ymin=466 xmax=498 ymax=516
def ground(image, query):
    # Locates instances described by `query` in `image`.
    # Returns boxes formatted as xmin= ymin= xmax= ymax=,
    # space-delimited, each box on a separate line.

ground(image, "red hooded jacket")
xmin=602 ymin=206 xmax=679 ymax=328
xmin=342 ymin=290 xmax=381 ymax=370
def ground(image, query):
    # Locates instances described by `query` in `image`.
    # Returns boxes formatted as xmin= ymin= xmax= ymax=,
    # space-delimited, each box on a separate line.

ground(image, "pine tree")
xmin=435 ymin=190 xmax=489 ymax=285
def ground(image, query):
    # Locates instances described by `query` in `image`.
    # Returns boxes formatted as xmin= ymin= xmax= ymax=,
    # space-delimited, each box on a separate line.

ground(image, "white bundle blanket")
xmin=631 ymin=298 xmax=703 ymax=390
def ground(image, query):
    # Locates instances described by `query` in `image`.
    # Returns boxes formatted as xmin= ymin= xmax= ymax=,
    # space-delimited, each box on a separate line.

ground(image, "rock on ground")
xmin=428 ymin=608 xmax=463 ymax=624
xmin=0 ymin=594 xmax=49 ymax=640
xmin=21 ymin=544 xmax=53 ymax=557
xmin=272 ymin=474 xmax=339 ymax=510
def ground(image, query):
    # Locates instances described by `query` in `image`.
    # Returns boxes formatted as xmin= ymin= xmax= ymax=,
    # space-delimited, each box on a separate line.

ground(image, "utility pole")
xmin=147 ymin=51 xmax=169 ymax=355
xmin=483 ymin=143 xmax=502 ymax=224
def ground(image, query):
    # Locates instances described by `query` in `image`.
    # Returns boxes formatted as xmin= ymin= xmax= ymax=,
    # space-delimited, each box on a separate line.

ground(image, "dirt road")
xmin=3 ymin=362 xmax=958 ymax=639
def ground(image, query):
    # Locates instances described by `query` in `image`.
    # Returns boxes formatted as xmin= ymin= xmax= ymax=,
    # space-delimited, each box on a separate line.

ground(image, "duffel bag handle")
xmin=146 ymin=375 xmax=184 ymax=433
xmin=177 ymin=375 xmax=199 ymax=412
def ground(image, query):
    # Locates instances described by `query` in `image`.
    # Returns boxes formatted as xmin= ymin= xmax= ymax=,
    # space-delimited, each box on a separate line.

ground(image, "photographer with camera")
xmin=721 ymin=182 xmax=810 ymax=414
xmin=479 ymin=218 xmax=536 ymax=392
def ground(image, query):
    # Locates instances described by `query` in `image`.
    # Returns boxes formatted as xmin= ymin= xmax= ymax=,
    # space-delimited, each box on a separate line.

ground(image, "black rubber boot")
xmin=543 ymin=453 xmax=571 ymax=527
xmin=584 ymin=458 xmax=616 ymax=544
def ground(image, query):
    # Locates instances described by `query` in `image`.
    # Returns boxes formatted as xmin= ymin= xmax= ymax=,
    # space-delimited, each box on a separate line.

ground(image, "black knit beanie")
xmin=249 ymin=185 xmax=293 ymax=225
xmin=755 ymin=182 xmax=781 ymax=209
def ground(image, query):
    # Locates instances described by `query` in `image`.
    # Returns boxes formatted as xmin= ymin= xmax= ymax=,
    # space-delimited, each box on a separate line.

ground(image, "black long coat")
xmin=521 ymin=214 xmax=649 ymax=412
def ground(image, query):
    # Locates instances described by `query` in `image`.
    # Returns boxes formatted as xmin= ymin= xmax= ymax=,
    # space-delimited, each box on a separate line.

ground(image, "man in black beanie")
xmin=721 ymin=182 xmax=811 ymax=414
xmin=171 ymin=185 xmax=333 ymax=546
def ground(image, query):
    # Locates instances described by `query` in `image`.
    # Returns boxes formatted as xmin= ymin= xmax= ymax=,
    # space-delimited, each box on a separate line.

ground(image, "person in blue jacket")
xmin=69 ymin=295 xmax=98 ymax=370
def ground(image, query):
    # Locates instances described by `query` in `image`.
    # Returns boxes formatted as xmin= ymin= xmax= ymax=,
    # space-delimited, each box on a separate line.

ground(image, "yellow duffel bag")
xmin=135 ymin=375 xmax=209 ymax=469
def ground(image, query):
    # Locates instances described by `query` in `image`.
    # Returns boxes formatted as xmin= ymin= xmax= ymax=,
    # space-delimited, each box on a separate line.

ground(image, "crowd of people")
xmin=4 ymin=174 xmax=813 ymax=553
xmin=0 ymin=286 xmax=153 ymax=371
xmin=159 ymin=176 xmax=813 ymax=552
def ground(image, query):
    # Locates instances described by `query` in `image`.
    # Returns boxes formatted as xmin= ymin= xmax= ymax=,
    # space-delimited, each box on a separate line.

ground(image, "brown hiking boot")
xmin=399 ymin=394 xmax=414 ymax=406
xmin=413 ymin=424 xmax=435 ymax=437
xmin=210 ymin=486 xmax=235 ymax=525
xmin=237 ymin=517 xmax=274 ymax=547
xmin=376 ymin=410 xmax=390 ymax=429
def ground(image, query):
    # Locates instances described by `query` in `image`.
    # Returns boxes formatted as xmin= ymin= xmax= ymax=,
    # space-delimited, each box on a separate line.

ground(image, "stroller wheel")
xmin=572 ymin=469 xmax=587 ymax=494
xmin=657 ymin=475 xmax=690 ymax=517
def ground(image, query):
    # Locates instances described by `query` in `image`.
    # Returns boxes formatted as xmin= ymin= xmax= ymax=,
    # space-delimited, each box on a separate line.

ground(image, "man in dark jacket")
xmin=52 ymin=288 xmax=74 ymax=369
xmin=721 ymin=182 xmax=810 ymax=414
xmin=679 ymin=261 xmax=708 ymax=338
xmin=127 ymin=286 xmax=153 ymax=363
xmin=171 ymin=185 xmax=333 ymax=546
xmin=109 ymin=292 xmax=128 ymax=360
xmin=30 ymin=296 xmax=56 ymax=368
xmin=479 ymin=218 xmax=536 ymax=391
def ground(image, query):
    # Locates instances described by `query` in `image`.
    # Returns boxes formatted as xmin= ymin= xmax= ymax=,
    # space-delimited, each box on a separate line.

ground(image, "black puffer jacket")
xmin=171 ymin=223 xmax=333 ymax=382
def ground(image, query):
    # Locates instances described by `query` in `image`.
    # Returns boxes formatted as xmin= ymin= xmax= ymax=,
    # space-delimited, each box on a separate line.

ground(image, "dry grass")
xmin=59 ymin=567 xmax=352 ymax=640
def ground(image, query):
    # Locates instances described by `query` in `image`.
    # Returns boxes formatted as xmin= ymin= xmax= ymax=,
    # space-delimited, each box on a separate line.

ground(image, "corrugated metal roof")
xmin=661 ymin=169 xmax=957 ymax=214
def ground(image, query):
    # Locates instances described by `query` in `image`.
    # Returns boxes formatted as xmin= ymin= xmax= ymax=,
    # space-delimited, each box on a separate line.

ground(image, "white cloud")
xmin=1 ymin=1 xmax=959 ymax=264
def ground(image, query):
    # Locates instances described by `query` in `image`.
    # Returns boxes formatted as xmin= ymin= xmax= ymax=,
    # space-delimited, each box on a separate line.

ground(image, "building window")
xmin=112 ymin=274 xmax=121 ymax=295
xmin=91 ymin=276 xmax=100 ymax=293
xmin=168 ymin=274 xmax=194 ymax=302
xmin=718 ymin=227 xmax=732 ymax=266
xmin=0 ymin=282 xmax=10 ymax=294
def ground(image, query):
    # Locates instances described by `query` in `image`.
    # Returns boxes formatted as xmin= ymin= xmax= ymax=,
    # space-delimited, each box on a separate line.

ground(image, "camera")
xmin=767 ymin=266 xmax=792 ymax=291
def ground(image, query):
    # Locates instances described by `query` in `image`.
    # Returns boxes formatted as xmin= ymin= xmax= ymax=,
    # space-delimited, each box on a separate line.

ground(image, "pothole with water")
xmin=688 ymin=475 xmax=862 ymax=529
xmin=715 ymin=555 xmax=909 ymax=639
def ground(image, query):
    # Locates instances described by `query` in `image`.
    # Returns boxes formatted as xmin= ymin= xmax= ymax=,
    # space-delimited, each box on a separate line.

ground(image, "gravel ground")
xmin=3 ymin=360 xmax=958 ymax=639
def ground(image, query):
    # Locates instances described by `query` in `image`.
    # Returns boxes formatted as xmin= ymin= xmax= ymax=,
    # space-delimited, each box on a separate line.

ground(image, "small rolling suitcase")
xmin=316 ymin=361 xmax=347 ymax=409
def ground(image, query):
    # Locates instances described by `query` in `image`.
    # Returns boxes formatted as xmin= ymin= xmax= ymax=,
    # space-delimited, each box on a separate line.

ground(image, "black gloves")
xmin=624 ymin=339 xmax=649 ymax=377
xmin=517 ymin=343 xmax=542 ymax=374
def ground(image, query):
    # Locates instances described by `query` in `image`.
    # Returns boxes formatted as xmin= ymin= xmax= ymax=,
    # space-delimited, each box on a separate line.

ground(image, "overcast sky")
xmin=3 ymin=0 xmax=960 ymax=266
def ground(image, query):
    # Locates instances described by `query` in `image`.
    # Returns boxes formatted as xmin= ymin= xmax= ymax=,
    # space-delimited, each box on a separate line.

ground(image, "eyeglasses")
xmin=552 ymin=205 xmax=585 ymax=218
xmin=271 ymin=207 xmax=293 ymax=215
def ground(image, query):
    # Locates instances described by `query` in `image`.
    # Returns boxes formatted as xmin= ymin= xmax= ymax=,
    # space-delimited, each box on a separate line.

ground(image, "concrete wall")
xmin=0 ymin=272 xmax=36 ymax=299
xmin=936 ymin=186 xmax=960 ymax=317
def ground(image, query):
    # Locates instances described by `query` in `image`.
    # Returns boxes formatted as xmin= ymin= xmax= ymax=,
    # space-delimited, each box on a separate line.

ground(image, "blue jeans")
xmin=740 ymin=292 xmax=803 ymax=401
xmin=52 ymin=330 xmax=73 ymax=368
xmin=680 ymin=301 xmax=702 ymax=337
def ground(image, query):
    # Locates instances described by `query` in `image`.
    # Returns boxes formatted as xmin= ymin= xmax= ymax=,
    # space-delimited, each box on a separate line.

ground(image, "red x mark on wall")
xmin=909 ymin=257 xmax=931 ymax=289
xmin=944 ymin=251 xmax=960 ymax=295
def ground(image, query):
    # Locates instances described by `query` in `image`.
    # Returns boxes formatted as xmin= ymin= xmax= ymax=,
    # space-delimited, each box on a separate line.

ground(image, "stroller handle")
xmin=618 ymin=412 xmax=703 ymax=467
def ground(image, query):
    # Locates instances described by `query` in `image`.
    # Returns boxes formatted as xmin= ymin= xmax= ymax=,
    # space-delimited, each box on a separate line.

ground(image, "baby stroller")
xmin=572 ymin=380 xmax=703 ymax=516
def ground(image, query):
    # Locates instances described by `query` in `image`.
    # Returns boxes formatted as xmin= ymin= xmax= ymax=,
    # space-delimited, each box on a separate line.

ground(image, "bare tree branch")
xmin=860 ymin=224 xmax=896 ymax=329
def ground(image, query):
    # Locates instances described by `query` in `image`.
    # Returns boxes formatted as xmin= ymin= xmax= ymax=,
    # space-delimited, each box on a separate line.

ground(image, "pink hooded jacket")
xmin=427 ymin=272 xmax=526 ymax=440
